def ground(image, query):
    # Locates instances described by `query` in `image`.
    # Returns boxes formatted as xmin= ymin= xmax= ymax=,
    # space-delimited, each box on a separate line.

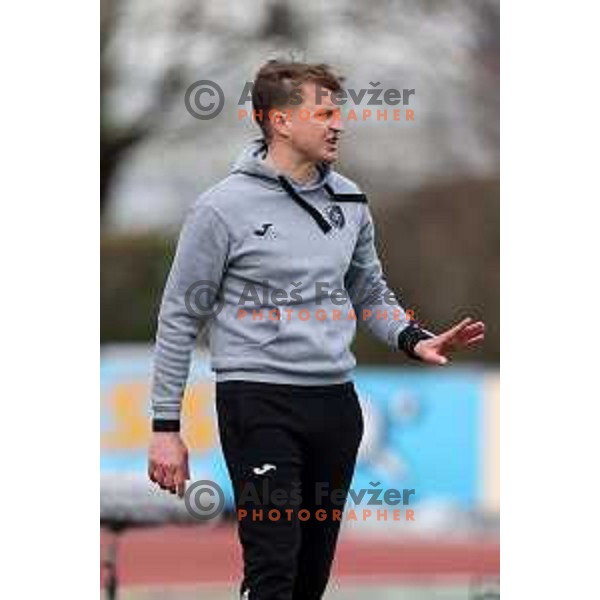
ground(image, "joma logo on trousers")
xmin=252 ymin=463 xmax=276 ymax=476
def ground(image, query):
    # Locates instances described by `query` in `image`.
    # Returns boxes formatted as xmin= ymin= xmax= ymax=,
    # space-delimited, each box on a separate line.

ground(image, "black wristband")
xmin=397 ymin=324 xmax=434 ymax=360
xmin=152 ymin=419 xmax=181 ymax=433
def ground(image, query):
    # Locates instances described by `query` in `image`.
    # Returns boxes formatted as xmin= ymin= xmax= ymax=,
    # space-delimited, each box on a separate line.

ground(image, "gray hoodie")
xmin=150 ymin=139 xmax=413 ymax=422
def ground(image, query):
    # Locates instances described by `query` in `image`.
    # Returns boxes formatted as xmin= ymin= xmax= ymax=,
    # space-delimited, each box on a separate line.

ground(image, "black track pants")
xmin=216 ymin=380 xmax=364 ymax=600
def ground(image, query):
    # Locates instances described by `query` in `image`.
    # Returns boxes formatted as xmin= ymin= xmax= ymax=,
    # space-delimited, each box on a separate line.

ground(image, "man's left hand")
xmin=413 ymin=317 xmax=485 ymax=365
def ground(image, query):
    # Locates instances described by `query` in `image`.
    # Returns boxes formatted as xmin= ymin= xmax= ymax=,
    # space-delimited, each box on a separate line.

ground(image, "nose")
xmin=329 ymin=109 xmax=344 ymax=133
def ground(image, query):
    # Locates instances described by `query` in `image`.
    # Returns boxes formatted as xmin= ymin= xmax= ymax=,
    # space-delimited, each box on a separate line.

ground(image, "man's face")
xmin=287 ymin=82 xmax=344 ymax=164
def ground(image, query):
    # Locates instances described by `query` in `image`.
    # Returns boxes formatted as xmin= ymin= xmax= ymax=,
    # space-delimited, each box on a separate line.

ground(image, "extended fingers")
xmin=459 ymin=322 xmax=485 ymax=343
xmin=464 ymin=334 xmax=485 ymax=347
xmin=437 ymin=319 xmax=485 ymax=353
xmin=445 ymin=320 xmax=485 ymax=343
xmin=463 ymin=321 xmax=485 ymax=337
xmin=440 ymin=317 xmax=473 ymax=341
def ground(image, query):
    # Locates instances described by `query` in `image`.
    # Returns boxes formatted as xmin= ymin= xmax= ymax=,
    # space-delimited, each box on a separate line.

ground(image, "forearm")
xmin=346 ymin=205 xmax=433 ymax=356
xmin=348 ymin=273 xmax=409 ymax=348
xmin=350 ymin=280 xmax=432 ymax=355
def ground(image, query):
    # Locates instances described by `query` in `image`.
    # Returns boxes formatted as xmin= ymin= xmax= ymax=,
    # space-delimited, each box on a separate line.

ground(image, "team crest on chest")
xmin=324 ymin=204 xmax=345 ymax=230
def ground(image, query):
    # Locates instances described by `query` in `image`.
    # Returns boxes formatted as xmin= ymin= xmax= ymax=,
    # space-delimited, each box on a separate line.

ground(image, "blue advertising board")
xmin=101 ymin=347 xmax=485 ymax=510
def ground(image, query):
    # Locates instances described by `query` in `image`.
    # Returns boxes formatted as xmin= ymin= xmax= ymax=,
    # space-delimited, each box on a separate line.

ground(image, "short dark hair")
xmin=252 ymin=60 xmax=344 ymax=140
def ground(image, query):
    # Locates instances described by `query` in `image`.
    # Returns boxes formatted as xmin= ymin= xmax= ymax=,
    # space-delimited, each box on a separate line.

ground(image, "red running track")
xmin=101 ymin=525 xmax=499 ymax=588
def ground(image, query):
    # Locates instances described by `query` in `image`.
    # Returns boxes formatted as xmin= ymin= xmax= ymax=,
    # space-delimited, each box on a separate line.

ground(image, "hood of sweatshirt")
xmin=229 ymin=137 xmax=334 ymax=193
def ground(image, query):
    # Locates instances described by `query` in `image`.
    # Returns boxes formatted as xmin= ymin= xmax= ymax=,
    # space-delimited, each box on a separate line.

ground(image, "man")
xmin=148 ymin=61 xmax=485 ymax=599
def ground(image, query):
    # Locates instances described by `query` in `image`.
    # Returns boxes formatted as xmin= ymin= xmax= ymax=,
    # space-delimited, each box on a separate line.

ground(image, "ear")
xmin=270 ymin=108 xmax=292 ymax=140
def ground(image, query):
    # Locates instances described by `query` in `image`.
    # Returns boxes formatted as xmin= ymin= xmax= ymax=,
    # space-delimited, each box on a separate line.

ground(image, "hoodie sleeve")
xmin=150 ymin=198 xmax=230 ymax=429
xmin=345 ymin=205 xmax=425 ymax=353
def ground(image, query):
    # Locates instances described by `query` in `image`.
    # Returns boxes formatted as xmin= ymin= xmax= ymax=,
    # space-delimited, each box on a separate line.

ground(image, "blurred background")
xmin=101 ymin=0 xmax=499 ymax=598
